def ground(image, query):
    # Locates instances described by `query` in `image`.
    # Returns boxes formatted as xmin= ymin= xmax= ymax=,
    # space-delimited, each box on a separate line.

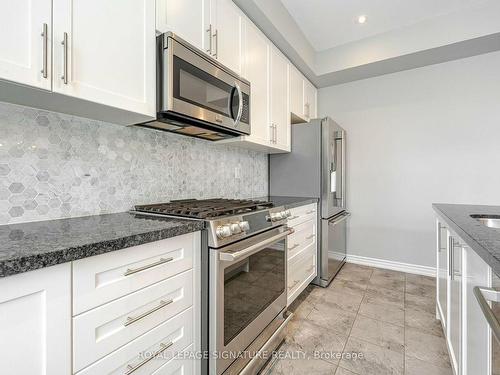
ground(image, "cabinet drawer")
xmin=76 ymin=307 xmax=194 ymax=375
xmin=74 ymin=270 xmax=194 ymax=372
xmin=151 ymin=344 xmax=194 ymax=375
xmin=288 ymin=203 xmax=317 ymax=227
xmin=287 ymin=219 xmax=316 ymax=260
xmin=73 ymin=233 xmax=196 ymax=315
xmin=288 ymin=243 xmax=316 ymax=295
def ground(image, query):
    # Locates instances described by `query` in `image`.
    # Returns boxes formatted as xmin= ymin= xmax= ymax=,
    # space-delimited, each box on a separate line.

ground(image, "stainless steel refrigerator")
xmin=269 ymin=117 xmax=349 ymax=287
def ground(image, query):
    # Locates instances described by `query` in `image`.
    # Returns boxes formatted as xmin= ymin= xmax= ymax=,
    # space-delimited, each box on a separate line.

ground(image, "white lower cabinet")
xmin=448 ymin=233 xmax=463 ymax=374
xmin=0 ymin=263 xmax=71 ymax=375
xmin=287 ymin=203 xmax=318 ymax=306
xmin=76 ymin=307 xmax=194 ymax=375
xmin=436 ymin=217 xmax=497 ymax=375
xmin=73 ymin=270 xmax=194 ymax=372
xmin=464 ymin=245 xmax=491 ymax=375
xmin=0 ymin=232 xmax=201 ymax=375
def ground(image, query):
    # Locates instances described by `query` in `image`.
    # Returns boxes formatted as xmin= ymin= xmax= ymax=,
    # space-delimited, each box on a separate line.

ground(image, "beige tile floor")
xmin=266 ymin=263 xmax=453 ymax=375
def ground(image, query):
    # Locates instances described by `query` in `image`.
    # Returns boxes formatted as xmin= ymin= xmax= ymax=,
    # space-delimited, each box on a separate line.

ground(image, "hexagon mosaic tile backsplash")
xmin=0 ymin=102 xmax=268 ymax=225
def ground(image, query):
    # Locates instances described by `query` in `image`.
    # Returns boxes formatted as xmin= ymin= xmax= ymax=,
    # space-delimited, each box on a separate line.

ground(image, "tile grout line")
xmin=336 ymin=267 xmax=373 ymax=374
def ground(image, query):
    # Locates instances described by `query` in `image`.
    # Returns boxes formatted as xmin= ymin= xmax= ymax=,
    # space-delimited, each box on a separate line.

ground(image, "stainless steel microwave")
xmin=139 ymin=32 xmax=251 ymax=141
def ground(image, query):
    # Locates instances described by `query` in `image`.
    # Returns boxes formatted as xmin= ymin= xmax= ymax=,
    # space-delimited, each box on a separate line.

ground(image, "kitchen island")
xmin=433 ymin=203 xmax=500 ymax=375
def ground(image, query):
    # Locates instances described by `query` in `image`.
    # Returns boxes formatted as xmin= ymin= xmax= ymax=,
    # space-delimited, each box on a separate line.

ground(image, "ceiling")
xmin=280 ymin=0 xmax=488 ymax=52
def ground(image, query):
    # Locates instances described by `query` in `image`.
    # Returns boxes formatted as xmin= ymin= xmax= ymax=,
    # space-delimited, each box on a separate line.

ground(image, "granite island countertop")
xmin=433 ymin=204 xmax=500 ymax=275
xmin=0 ymin=212 xmax=205 ymax=277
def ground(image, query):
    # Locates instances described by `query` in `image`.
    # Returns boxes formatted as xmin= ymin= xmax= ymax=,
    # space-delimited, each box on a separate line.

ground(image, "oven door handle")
xmin=219 ymin=228 xmax=294 ymax=262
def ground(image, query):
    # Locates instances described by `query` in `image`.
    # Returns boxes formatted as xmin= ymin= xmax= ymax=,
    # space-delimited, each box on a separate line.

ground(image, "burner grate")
xmin=134 ymin=198 xmax=273 ymax=219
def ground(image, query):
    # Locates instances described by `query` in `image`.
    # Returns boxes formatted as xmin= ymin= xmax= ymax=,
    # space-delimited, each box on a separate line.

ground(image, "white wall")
xmin=318 ymin=51 xmax=500 ymax=268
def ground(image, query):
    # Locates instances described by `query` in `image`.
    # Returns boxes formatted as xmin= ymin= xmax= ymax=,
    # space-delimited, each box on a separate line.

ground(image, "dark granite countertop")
xmin=0 ymin=212 xmax=205 ymax=278
xmin=256 ymin=196 xmax=319 ymax=210
xmin=433 ymin=204 xmax=500 ymax=275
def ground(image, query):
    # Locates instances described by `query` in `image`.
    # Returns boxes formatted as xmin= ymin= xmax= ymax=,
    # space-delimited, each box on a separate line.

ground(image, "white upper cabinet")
xmin=289 ymin=65 xmax=305 ymax=122
xmin=0 ymin=264 xmax=71 ymax=375
xmin=304 ymin=78 xmax=317 ymax=120
xmin=53 ymin=0 xmax=156 ymax=117
xmin=289 ymin=65 xmax=317 ymax=123
xmin=211 ymin=0 xmax=243 ymax=75
xmin=270 ymin=47 xmax=290 ymax=151
xmin=156 ymin=0 xmax=207 ymax=52
xmin=242 ymin=21 xmax=269 ymax=146
xmin=0 ymin=0 xmax=52 ymax=90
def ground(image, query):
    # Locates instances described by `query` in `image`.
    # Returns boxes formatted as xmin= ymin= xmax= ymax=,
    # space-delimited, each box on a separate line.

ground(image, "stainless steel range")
xmin=134 ymin=199 xmax=294 ymax=375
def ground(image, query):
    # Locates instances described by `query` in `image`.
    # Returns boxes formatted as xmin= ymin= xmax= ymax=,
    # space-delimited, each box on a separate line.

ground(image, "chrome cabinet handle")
xmin=125 ymin=341 xmax=173 ymax=375
xmin=306 ymin=234 xmax=315 ymax=239
xmin=41 ymin=23 xmax=48 ymax=78
xmin=306 ymin=210 xmax=315 ymax=214
xmin=124 ymin=299 xmax=173 ymax=327
xmin=212 ymin=29 xmax=218 ymax=58
xmin=124 ymin=257 xmax=174 ymax=276
xmin=206 ymin=24 xmax=213 ymax=54
xmin=61 ymin=32 xmax=68 ymax=84
xmin=288 ymin=243 xmax=299 ymax=251
xmin=474 ymin=286 xmax=500 ymax=344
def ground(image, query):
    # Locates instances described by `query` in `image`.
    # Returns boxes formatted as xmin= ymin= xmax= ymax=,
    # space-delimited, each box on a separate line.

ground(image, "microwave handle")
xmin=234 ymin=82 xmax=243 ymax=125
xmin=219 ymin=227 xmax=294 ymax=262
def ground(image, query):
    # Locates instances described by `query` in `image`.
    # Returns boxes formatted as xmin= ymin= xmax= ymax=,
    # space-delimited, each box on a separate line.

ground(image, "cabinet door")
xmin=436 ymin=220 xmax=448 ymax=327
xmin=0 ymin=0 xmax=52 ymax=90
xmin=0 ymin=264 xmax=71 ymax=374
xmin=448 ymin=234 xmax=463 ymax=374
xmin=289 ymin=65 xmax=305 ymax=122
xmin=270 ymin=47 xmax=290 ymax=151
xmin=53 ymin=0 xmax=156 ymax=118
xmin=464 ymin=246 xmax=491 ymax=375
xmin=304 ymin=78 xmax=317 ymax=120
xmin=156 ymin=0 xmax=207 ymax=52
xmin=213 ymin=0 xmax=242 ymax=74
xmin=243 ymin=22 xmax=270 ymax=145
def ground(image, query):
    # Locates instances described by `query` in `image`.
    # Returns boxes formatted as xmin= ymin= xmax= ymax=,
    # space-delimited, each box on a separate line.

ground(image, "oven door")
xmin=209 ymin=226 xmax=292 ymax=375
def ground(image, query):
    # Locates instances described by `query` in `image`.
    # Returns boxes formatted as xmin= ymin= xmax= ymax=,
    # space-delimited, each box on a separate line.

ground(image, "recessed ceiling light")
xmin=357 ymin=15 xmax=367 ymax=24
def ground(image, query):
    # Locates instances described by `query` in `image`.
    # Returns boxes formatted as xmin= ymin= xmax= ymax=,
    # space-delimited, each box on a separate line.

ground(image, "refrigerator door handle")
xmin=334 ymin=133 xmax=345 ymax=208
xmin=328 ymin=212 xmax=351 ymax=226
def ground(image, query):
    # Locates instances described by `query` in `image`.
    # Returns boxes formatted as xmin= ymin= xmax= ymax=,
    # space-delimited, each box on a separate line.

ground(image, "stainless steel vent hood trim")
xmin=137 ymin=32 xmax=251 ymax=141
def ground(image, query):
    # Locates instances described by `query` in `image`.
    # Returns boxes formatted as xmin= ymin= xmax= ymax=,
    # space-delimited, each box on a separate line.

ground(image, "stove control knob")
xmin=230 ymin=223 xmax=242 ymax=234
xmin=278 ymin=211 xmax=287 ymax=220
xmin=238 ymin=221 xmax=250 ymax=232
xmin=216 ymin=225 xmax=232 ymax=239
xmin=285 ymin=210 xmax=292 ymax=218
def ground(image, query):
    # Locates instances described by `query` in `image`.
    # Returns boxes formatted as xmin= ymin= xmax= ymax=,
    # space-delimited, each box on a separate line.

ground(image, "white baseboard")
xmin=346 ymin=254 xmax=436 ymax=277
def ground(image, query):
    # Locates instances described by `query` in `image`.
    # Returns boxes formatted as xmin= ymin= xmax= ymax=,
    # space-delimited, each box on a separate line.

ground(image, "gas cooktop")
xmin=134 ymin=198 xmax=274 ymax=220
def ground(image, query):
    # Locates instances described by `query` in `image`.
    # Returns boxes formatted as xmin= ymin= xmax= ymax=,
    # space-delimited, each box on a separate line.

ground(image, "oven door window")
xmin=223 ymin=239 xmax=285 ymax=345
xmin=173 ymin=55 xmax=233 ymax=118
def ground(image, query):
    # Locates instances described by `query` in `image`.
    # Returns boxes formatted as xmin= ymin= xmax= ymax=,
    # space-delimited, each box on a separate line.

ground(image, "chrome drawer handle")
xmin=306 ymin=234 xmax=316 ymax=239
xmin=306 ymin=210 xmax=315 ymax=214
xmin=124 ymin=299 xmax=173 ymax=327
xmin=288 ymin=243 xmax=300 ymax=251
xmin=125 ymin=341 xmax=173 ymax=375
xmin=124 ymin=257 xmax=174 ymax=276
